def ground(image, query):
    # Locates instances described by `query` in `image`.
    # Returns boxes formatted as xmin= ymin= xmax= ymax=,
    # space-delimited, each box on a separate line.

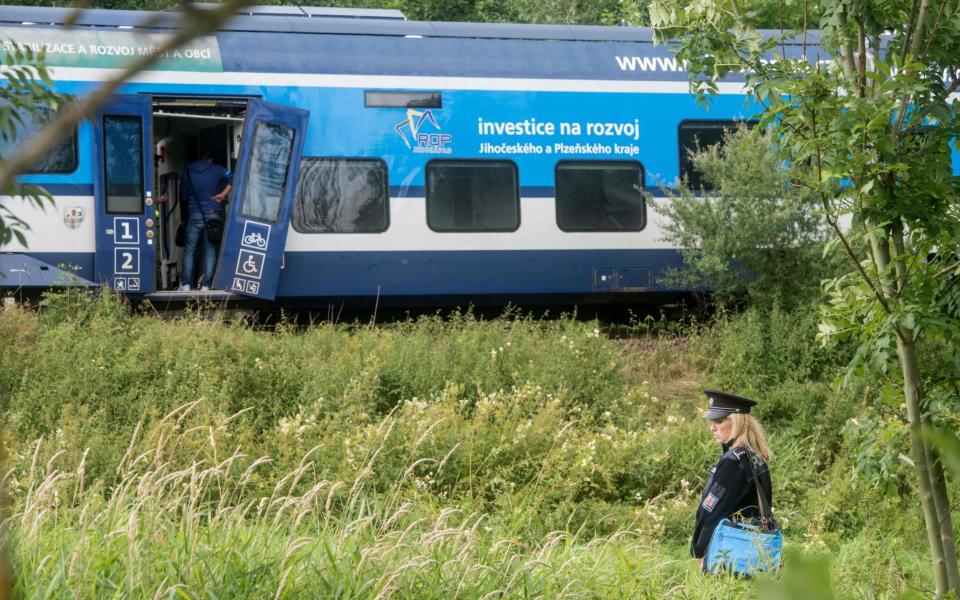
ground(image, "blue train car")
xmin=0 ymin=5 xmax=765 ymax=306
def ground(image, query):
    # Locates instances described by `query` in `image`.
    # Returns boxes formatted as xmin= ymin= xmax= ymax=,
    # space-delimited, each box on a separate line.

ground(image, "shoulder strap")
xmin=184 ymin=170 xmax=211 ymax=226
xmin=745 ymin=448 xmax=775 ymax=531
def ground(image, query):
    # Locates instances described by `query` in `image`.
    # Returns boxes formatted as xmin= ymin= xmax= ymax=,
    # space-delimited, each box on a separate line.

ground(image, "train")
xmin=0 ymin=4 xmax=766 ymax=308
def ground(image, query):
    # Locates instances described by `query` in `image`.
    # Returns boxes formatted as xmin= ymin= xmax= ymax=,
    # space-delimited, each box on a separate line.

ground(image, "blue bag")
xmin=704 ymin=450 xmax=782 ymax=576
xmin=705 ymin=518 xmax=782 ymax=575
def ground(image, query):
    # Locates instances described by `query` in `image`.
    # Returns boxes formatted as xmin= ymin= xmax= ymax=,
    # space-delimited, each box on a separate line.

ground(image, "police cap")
xmin=702 ymin=389 xmax=757 ymax=420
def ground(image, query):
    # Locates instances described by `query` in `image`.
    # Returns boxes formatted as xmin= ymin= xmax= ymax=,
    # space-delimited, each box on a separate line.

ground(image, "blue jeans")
xmin=180 ymin=211 xmax=220 ymax=288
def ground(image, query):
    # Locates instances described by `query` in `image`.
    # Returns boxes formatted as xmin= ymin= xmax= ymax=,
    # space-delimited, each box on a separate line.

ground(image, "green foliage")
xmin=37 ymin=285 xmax=131 ymax=326
xmin=923 ymin=427 xmax=960 ymax=477
xmin=700 ymin=304 xmax=846 ymax=389
xmin=650 ymin=0 xmax=960 ymax=590
xmin=0 ymin=40 xmax=65 ymax=248
xmin=467 ymin=0 xmax=648 ymax=26
xmin=697 ymin=304 xmax=861 ymax=472
xmin=15 ymin=0 xmax=821 ymax=27
xmin=17 ymin=0 xmax=649 ymax=26
xmin=657 ymin=126 xmax=833 ymax=308
xmin=0 ymin=296 xmax=945 ymax=597
xmin=756 ymin=548 xmax=835 ymax=599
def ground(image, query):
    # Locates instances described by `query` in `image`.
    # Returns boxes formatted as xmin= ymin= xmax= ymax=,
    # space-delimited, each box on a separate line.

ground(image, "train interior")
xmin=152 ymin=96 xmax=247 ymax=291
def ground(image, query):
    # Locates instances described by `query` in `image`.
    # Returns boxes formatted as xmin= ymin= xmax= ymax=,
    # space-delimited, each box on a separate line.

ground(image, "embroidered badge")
xmin=702 ymin=481 xmax=726 ymax=512
xmin=703 ymin=493 xmax=719 ymax=512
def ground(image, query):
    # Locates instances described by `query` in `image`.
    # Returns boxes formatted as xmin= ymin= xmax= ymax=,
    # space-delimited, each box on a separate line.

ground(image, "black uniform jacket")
xmin=690 ymin=442 xmax=773 ymax=558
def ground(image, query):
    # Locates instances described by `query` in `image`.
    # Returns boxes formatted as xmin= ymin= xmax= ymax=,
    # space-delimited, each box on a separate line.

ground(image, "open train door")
xmin=213 ymin=100 xmax=308 ymax=300
xmin=92 ymin=95 xmax=156 ymax=294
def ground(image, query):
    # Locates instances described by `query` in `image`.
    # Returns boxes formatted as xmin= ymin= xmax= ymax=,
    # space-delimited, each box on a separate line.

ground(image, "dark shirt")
xmin=690 ymin=442 xmax=773 ymax=558
xmin=182 ymin=160 xmax=232 ymax=215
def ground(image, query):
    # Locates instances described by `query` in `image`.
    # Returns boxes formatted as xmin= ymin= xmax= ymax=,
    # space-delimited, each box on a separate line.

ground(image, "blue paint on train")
xmin=9 ymin=253 xmax=96 ymax=284
xmin=216 ymin=31 xmax=688 ymax=81
xmin=34 ymin=82 xmax=760 ymax=191
xmin=0 ymin=6 xmax=772 ymax=303
xmin=10 ymin=249 xmax=679 ymax=297
xmin=275 ymin=249 xmax=683 ymax=296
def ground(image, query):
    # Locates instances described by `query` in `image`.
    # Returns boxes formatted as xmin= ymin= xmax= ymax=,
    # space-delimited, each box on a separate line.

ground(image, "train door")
xmin=151 ymin=95 xmax=247 ymax=292
xmin=213 ymin=100 xmax=308 ymax=300
xmin=92 ymin=95 xmax=156 ymax=294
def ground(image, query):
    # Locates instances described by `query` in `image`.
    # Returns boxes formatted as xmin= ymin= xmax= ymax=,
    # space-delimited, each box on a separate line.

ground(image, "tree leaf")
xmin=921 ymin=428 xmax=960 ymax=476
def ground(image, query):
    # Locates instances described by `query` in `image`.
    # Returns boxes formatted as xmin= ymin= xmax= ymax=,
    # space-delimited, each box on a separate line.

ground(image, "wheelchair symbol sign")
xmin=235 ymin=249 xmax=265 ymax=280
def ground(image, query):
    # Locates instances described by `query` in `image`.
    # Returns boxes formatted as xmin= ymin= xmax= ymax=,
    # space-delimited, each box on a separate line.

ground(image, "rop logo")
xmin=395 ymin=109 xmax=452 ymax=153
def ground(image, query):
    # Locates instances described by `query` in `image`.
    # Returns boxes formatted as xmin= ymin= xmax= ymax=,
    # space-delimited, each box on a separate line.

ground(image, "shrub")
xmin=656 ymin=125 xmax=834 ymax=308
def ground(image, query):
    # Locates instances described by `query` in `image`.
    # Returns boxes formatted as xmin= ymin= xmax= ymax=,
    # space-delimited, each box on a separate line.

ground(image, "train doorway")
xmin=152 ymin=96 xmax=247 ymax=293
xmin=149 ymin=96 xmax=309 ymax=301
xmin=90 ymin=94 xmax=309 ymax=301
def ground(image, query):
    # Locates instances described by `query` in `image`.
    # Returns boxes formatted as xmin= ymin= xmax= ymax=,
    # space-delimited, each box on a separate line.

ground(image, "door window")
xmin=238 ymin=120 xmax=295 ymax=223
xmin=104 ymin=115 xmax=144 ymax=214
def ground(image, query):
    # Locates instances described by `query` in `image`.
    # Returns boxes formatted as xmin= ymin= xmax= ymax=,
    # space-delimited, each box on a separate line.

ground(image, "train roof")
xmin=0 ymin=4 xmax=821 ymax=44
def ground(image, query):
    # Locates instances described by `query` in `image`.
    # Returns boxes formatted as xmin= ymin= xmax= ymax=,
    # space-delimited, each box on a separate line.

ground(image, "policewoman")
xmin=691 ymin=389 xmax=774 ymax=567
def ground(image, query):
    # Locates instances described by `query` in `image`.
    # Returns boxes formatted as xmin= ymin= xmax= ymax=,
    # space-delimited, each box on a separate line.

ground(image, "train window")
xmin=0 ymin=104 xmax=77 ymax=174
xmin=292 ymin=158 xmax=389 ymax=234
xmin=103 ymin=115 xmax=144 ymax=214
xmin=426 ymin=160 xmax=519 ymax=232
xmin=555 ymin=160 xmax=645 ymax=232
xmin=364 ymin=91 xmax=442 ymax=109
xmin=678 ymin=119 xmax=756 ymax=191
xmin=238 ymin=120 xmax=295 ymax=223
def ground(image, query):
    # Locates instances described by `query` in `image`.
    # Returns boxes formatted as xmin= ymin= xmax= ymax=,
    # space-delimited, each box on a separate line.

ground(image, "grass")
xmin=0 ymin=293 xmax=945 ymax=598
xmin=11 ymin=406 xmax=754 ymax=599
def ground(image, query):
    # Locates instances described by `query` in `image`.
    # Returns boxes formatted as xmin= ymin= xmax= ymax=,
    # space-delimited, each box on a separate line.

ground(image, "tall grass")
xmin=0 ymin=294 xmax=943 ymax=597
xmin=10 ymin=403 xmax=760 ymax=599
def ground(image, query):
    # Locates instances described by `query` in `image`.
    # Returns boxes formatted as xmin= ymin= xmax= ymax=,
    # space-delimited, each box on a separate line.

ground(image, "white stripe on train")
xmin=48 ymin=67 xmax=748 ymax=95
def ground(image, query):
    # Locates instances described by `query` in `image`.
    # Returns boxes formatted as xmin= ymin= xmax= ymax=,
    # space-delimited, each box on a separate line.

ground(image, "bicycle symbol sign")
xmin=241 ymin=221 xmax=270 ymax=250
xmin=244 ymin=232 xmax=266 ymax=247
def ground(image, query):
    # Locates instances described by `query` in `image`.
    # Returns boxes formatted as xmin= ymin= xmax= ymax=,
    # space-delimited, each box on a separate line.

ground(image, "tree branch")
xmin=808 ymin=103 xmax=892 ymax=314
xmin=857 ymin=17 xmax=867 ymax=98
xmin=909 ymin=0 xmax=933 ymax=58
xmin=921 ymin=0 xmax=951 ymax=58
xmin=728 ymin=0 xmax=747 ymax=32
xmin=0 ymin=1 xmax=252 ymax=194
xmin=825 ymin=210 xmax=893 ymax=314
xmin=934 ymin=260 xmax=960 ymax=279
xmin=835 ymin=6 xmax=861 ymax=96
xmin=901 ymin=0 xmax=921 ymax=64
xmin=891 ymin=221 xmax=912 ymax=297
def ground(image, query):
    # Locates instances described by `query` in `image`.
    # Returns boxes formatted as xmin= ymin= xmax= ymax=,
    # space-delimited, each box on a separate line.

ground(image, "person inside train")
xmin=178 ymin=152 xmax=232 ymax=291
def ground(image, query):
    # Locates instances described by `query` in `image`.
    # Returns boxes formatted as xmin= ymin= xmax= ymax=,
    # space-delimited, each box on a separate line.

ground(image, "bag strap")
xmin=184 ymin=170 xmax=212 ymax=228
xmin=745 ymin=448 xmax=775 ymax=531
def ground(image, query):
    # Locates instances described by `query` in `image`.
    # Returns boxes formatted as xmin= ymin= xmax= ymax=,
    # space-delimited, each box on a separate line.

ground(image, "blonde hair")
xmin=727 ymin=413 xmax=772 ymax=462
